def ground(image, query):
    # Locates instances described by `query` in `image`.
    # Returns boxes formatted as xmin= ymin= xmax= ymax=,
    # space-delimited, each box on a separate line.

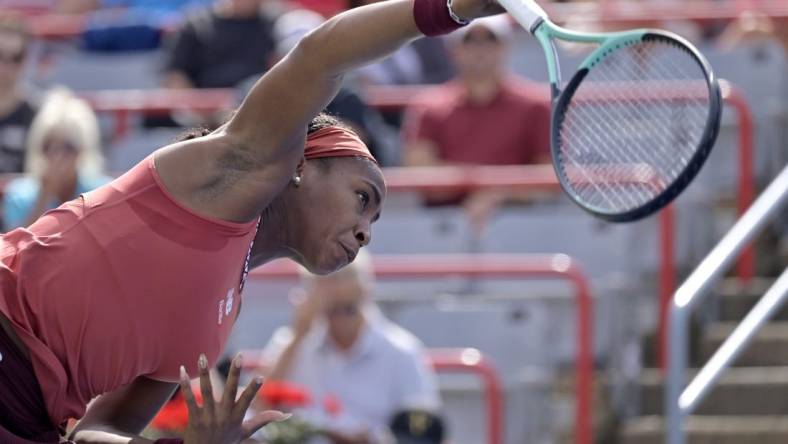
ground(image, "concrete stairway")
xmin=621 ymin=277 xmax=788 ymax=444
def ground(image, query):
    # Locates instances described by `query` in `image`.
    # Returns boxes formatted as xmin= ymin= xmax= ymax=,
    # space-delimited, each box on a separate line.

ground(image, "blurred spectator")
xmin=347 ymin=0 xmax=453 ymax=85
xmin=147 ymin=0 xmax=276 ymax=128
xmin=271 ymin=8 xmax=399 ymax=165
xmin=401 ymin=16 xmax=551 ymax=230
xmin=57 ymin=0 xmax=215 ymax=52
xmin=262 ymin=250 xmax=441 ymax=444
xmin=3 ymin=89 xmax=110 ymax=230
xmin=57 ymin=0 xmax=213 ymax=16
xmin=163 ymin=0 xmax=276 ymax=90
xmin=717 ymin=10 xmax=779 ymax=50
xmin=0 ymin=14 xmax=37 ymax=175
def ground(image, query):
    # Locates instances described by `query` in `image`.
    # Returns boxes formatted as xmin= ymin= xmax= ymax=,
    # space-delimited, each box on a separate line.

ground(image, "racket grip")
xmin=498 ymin=0 xmax=548 ymax=33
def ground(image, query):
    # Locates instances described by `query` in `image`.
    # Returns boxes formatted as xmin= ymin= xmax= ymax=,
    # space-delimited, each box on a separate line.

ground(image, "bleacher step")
xmin=717 ymin=277 xmax=783 ymax=321
xmin=702 ymin=322 xmax=788 ymax=366
xmin=638 ymin=367 xmax=788 ymax=415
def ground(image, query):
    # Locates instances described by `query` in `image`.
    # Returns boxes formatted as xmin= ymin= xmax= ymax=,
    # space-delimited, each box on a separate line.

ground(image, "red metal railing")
xmin=722 ymin=83 xmax=756 ymax=283
xmin=239 ymin=347 xmax=504 ymax=444
xmin=249 ymin=253 xmax=594 ymax=444
xmin=427 ymin=348 xmax=504 ymax=444
xmin=79 ymin=88 xmax=236 ymax=141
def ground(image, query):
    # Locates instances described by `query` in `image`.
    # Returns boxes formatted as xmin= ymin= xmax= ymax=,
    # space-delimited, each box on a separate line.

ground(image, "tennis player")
xmin=0 ymin=1 xmax=502 ymax=443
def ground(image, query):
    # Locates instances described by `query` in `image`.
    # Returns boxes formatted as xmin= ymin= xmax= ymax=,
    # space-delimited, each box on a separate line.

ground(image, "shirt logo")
xmin=218 ymin=288 xmax=234 ymax=325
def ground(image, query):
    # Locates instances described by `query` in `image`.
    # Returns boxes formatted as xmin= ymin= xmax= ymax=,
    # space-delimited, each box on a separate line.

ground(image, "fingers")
xmin=241 ymin=410 xmax=292 ymax=438
xmin=179 ymin=365 xmax=198 ymax=417
xmin=197 ymin=353 xmax=215 ymax=415
xmin=221 ymin=353 xmax=242 ymax=407
xmin=233 ymin=375 xmax=264 ymax=418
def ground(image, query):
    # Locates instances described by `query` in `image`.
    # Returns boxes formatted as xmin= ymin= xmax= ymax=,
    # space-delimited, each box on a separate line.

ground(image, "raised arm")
xmin=225 ymin=0 xmax=421 ymax=157
xmin=154 ymin=0 xmax=501 ymax=223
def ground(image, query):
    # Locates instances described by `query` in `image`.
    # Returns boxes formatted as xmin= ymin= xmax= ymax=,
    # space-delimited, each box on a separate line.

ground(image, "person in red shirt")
xmin=402 ymin=16 xmax=551 ymax=230
xmin=0 ymin=1 xmax=503 ymax=444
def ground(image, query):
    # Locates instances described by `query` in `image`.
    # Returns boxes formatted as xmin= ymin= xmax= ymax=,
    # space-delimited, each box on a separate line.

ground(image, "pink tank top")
xmin=0 ymin=155 xmax=259 ymax=425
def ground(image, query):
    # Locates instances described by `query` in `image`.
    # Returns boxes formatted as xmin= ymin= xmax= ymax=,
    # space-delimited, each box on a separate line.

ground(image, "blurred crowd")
xmin=0 ymin=0 xmax=786 ymax=442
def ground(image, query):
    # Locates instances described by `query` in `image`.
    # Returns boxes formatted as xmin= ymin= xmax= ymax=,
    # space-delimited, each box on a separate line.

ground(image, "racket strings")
xmin=570 ymin=48 xmax=706 ymax=204
xmin=557 ymin=38 xmax=712 ymax=213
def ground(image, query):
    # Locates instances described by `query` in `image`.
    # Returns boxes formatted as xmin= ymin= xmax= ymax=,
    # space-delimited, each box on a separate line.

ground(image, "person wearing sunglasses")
xmin=2 ymin=89 xmax=111 ymax=231
xmin=0 ymin=14 xmax=37 ymax=176
xmin=262 ymin=250 xmax=441 ymax=444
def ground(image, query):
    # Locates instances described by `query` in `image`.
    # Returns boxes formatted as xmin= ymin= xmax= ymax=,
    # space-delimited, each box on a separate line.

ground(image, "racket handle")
xmin=498 ymin=0 xmax=548 ymax=33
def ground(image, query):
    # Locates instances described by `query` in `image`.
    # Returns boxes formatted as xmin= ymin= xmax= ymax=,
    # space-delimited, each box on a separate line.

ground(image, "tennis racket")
xmin=497 ymin=0 xmax=722 ymax=222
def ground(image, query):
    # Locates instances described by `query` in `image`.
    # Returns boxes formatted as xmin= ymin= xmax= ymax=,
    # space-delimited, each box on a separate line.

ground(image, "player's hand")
xmin=180 ymin=353 xmax=291 ymax=444
xmin=452 ymin=0 xmax=506 ymax=20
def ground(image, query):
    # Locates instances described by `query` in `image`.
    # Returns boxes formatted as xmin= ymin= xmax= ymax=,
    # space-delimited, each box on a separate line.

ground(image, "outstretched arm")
xmin=155 ymin=0 xmax=502 ymax=223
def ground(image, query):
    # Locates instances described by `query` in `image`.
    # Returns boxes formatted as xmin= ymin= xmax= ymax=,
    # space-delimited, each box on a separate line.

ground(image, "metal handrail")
xmin=665 ymin=164 xmax=788 ymax=444
xmin=657 ymin=81 xmax=756 ymax=370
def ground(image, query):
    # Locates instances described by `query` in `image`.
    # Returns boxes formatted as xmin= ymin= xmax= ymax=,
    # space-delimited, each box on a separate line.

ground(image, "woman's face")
xmin=452 ymin=27 xmax=507 ymax=81
xmin=288 ymin=157 xmax=385 ymax=275
xmin=43 ymin=134 xmax=79 ymax=172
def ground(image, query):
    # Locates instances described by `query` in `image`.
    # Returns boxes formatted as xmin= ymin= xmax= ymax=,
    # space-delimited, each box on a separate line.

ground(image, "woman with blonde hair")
xmin=2 ymin=88 xmax=109 ymax=230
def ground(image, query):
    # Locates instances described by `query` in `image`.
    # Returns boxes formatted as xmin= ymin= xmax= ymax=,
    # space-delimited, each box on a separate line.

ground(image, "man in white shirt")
xmin=263 ymin=250 xmax=441 ymax=443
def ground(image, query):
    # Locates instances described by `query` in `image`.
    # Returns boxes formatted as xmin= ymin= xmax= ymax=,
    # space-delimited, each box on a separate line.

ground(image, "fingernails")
xmin=255 ymin=376 xmax=264 ymax=385
xmin=180 ymin=365 xmax=187 ymax=380
xmin=198 ymin=354 xmax=207 ymax=370
xmin=234 ymin=353 xmax=242 ymax=368
xmin=276 ymin=413 xmax=293 ymax=422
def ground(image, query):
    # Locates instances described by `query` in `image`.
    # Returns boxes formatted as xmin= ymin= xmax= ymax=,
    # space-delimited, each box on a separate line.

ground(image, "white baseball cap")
xmin=450 ymin=15 xmax=513 ymax=44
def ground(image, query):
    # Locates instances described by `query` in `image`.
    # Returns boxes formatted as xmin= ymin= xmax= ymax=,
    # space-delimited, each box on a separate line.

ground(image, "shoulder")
xmin=179 ymin=8 xmax=215 ymax=34
xmin=373 ymin=318 xmax=426 ymax=358
xmin=18 ymin=98 xmax=38 ymax=120
xmin=2 ymin=94 xmax=39 ymax=124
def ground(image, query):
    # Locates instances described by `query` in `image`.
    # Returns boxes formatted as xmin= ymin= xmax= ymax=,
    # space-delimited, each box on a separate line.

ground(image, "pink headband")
xmin=305 ymin=126 xmax=377 ymax=165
